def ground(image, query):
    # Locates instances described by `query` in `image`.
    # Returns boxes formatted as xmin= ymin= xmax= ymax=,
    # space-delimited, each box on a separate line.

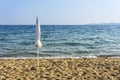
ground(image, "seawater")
xmin=0 ymin=25 xmax=120 ymax=57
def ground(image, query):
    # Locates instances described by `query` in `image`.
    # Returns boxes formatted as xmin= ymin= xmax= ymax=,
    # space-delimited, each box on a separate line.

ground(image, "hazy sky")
xmin=0 ymin=0 xmax=120 ymax=25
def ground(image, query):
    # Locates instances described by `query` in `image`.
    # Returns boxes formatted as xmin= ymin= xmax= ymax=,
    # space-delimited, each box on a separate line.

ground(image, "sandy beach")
xmin=0 ymin=58 xmax=120 ymax=80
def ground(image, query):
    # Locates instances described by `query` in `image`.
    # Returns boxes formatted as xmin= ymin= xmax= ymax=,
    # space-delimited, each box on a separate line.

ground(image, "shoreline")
xmin=0 ymin=55 xmax=120 ymax=59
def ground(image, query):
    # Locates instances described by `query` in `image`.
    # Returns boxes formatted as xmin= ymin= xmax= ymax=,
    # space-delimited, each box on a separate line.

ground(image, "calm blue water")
xmin=0 ymin=25 xmax=120 ymax=57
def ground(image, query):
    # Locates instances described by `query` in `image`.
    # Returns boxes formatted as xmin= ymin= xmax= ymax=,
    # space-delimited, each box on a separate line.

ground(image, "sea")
xmin=0 ymin=25 xmax=120 ymax=58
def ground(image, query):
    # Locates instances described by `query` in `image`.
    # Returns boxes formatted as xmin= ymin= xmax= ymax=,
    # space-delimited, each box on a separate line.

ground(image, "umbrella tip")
xmin=36 ymin=17 xmax=38 ymax=20
xmin=36 ymin=17 xmax=39 ymax=24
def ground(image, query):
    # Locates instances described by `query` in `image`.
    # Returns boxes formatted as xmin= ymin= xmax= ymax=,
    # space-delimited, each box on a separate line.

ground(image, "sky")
xmin=0 ymin=0 xmax=120 ymax=25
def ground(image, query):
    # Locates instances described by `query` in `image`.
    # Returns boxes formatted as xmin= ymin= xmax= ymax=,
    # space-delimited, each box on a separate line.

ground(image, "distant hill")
xmin=86 ymin=23 xmax=120 ymax=25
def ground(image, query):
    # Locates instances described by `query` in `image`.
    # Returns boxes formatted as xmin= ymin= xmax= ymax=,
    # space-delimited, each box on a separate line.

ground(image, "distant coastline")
xmin=85 ymin=23 xmax=120 ymax=26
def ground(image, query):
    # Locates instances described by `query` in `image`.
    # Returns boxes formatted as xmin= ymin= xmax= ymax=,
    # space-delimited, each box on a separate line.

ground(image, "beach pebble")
xmin=30 ymin=67 xmax=36 ymax=71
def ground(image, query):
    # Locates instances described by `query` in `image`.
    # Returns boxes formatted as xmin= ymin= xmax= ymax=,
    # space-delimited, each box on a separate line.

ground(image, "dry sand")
xmin=0 ymin=58 xmax=120 ymax=80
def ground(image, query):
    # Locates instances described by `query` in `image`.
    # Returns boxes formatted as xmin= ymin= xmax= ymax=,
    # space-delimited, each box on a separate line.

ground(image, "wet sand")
xmin=0 ymin=58 xmax=120 ymax=80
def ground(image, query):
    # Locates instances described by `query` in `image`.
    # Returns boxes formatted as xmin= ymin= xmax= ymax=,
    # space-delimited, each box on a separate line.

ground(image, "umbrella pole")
xmin=37 ymin=48 xmax=39 ymax=68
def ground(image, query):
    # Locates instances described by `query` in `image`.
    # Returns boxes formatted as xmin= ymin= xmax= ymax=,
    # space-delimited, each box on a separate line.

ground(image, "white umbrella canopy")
xmin=35 ymin=17 xmax=42 ymax=48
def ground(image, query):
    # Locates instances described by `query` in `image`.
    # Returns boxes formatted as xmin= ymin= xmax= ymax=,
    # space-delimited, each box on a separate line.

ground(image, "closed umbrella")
xmin=35 ymin=17 xmax=42 ymax=66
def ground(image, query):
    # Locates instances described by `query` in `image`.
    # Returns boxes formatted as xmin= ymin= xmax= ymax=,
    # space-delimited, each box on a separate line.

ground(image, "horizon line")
xmin=1 ymin=22 xmax=120 ymax=25
xmin=1 ymin=23 xmax=120 ymax=25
